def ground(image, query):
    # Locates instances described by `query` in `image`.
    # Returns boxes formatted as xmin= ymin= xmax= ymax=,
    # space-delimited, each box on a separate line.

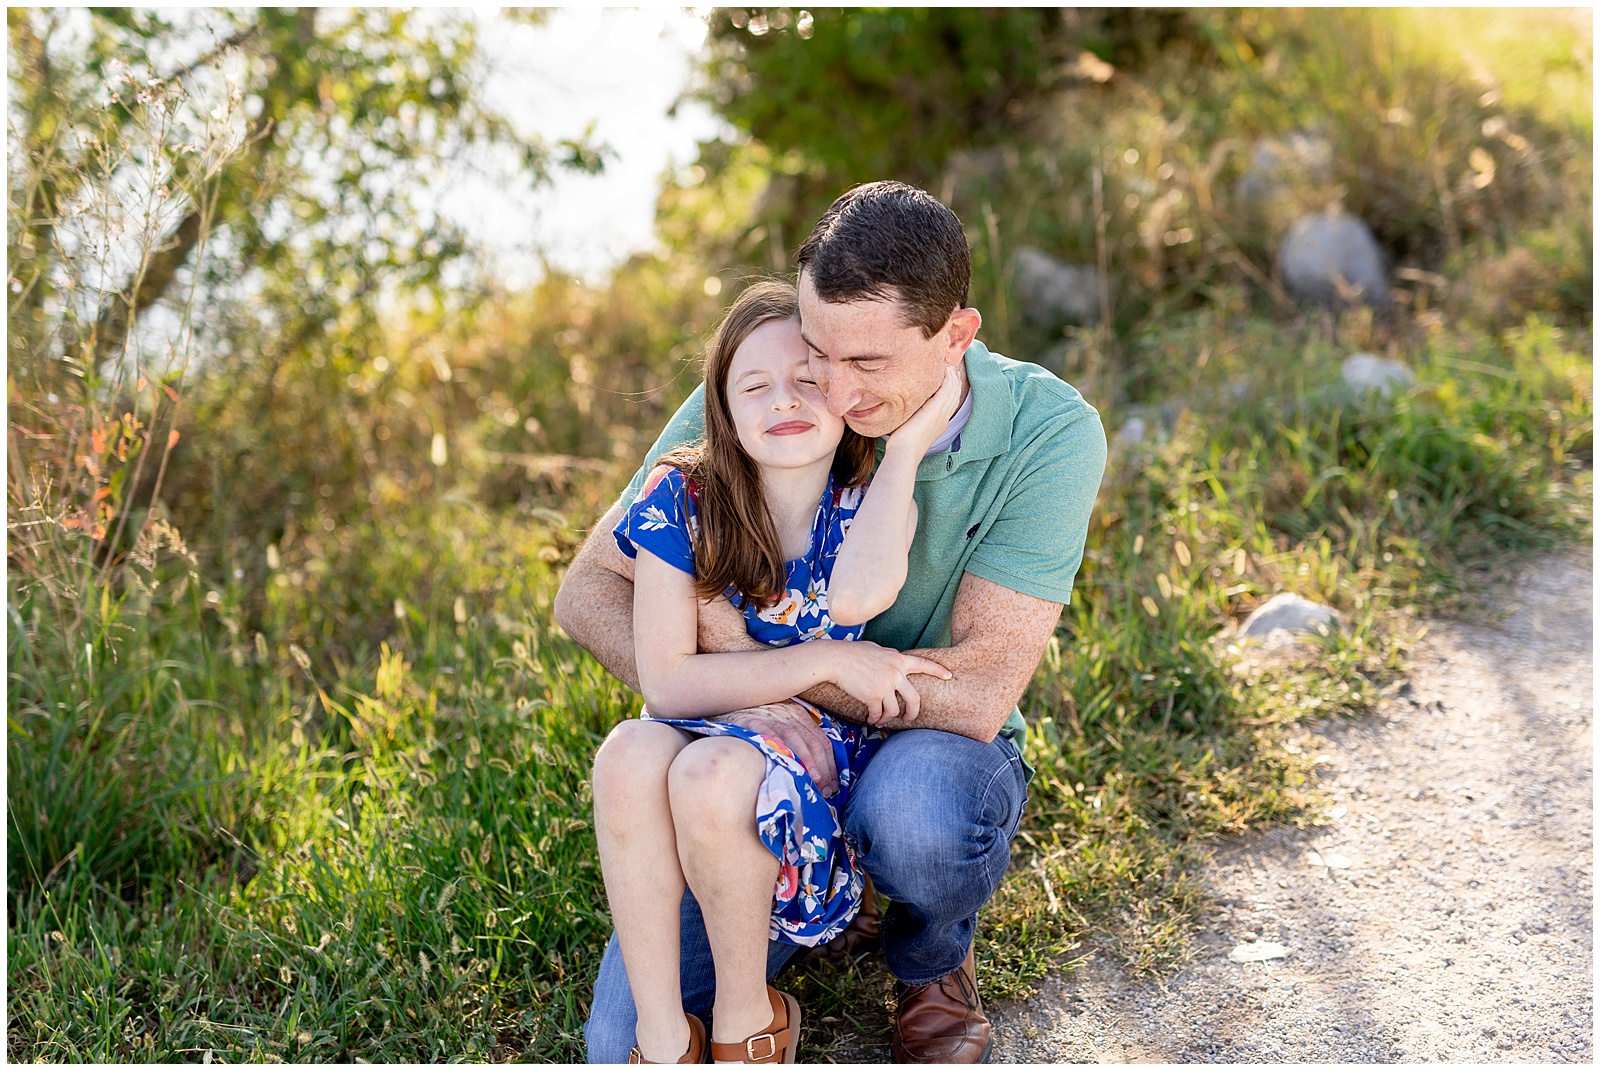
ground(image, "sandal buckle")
xmin=745 ymin=1032 xmax=777 ymax=1060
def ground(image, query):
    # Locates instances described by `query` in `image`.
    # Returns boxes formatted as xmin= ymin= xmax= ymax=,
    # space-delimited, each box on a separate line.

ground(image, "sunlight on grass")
xmin=1385 ymin=7 xmax=1593 ymax=134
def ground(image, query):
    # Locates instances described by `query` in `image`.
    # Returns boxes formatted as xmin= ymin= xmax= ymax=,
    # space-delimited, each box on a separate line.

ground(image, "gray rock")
xmin=1276 ymin=210 xmax=1390 ymax=309
xmin=1342 ymin=353 xmax=1414 ymax=397
xmin=1228 ymin=940 xmax=1290 ymax=963
xmin=1241 ymin=593 xmax=1341 ymax=640
xmin=938 ymin=146 xmax=1014 ymax=201
xmin=1012 ymin=246 xmax=1104 ymax=330
xmin=1236 ymin=132 xmax=1334 ymax=213
xmin=1116 ymin=416 xmax=1148 ymax=446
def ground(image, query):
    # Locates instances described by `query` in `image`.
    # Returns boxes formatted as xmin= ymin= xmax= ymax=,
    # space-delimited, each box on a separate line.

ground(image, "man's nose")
xmin=823 ymin=369 xmax=860 ymax=417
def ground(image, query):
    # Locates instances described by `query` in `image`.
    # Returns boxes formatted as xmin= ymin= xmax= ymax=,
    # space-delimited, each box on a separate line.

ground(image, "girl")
xmin=591 ymin=280 xmax=962 ymax=1063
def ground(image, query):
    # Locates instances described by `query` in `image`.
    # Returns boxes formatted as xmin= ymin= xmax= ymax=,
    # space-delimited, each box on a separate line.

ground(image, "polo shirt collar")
xmin=873 ymin=339 xmax=1014 ymax=479
xmin=952 ymin=339 xmax=1012 ymax=465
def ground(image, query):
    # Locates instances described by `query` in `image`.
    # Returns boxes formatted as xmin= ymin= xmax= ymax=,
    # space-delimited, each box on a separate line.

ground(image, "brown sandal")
xmin=628 ymin=1012 xmax=706 ymax=1063
xmin=709 ymin=985 xmax=801 ymax=1063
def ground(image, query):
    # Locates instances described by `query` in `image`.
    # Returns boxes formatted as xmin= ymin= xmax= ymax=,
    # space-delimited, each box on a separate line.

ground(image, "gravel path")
xmin=988 ymin=548 xmax=1594 ymax=1063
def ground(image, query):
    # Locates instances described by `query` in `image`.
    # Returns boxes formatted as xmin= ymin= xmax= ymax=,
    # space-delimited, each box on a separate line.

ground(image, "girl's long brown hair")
xmin=656 ymin=280 xmax=875 ymax=611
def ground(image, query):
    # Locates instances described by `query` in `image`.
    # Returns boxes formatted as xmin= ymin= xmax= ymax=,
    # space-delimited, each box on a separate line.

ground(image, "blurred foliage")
xmin=7 ymin=6 xmax=601 ymax=571
xmin=688 ymin=7 xmax=1591 ymax=359
xmin=694 ymin=7 xmax=1208 ymax=251
xmin=6 ymin=5 xmax=1594 ymax=1062
xmin=696 ymin=7 xmax=1070 ymax=239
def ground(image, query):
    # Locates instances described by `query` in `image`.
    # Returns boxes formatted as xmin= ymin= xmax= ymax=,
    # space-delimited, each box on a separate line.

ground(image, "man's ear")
xmin=943 ymin=306 xmax=982 ymax=365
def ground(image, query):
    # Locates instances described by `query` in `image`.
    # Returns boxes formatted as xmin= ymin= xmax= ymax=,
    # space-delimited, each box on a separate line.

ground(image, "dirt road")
xmin=990 ymin=549 xmax=1593 ymax=1063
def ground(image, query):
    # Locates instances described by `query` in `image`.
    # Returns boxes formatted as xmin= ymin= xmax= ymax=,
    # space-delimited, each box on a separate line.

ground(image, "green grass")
xmin=9 ymin=308 xmax=1589 ymax=1061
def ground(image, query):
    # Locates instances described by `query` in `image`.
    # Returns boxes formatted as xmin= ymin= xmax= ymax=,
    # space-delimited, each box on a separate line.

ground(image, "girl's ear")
xmin=945 ymin=307 xmax=982 ymax=365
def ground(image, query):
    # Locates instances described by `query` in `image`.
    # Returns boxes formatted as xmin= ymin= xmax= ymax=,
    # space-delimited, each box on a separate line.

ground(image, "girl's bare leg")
xmin=593 ymin=719 xmax=695 ymax=1062
xmin=668 ymin=736 xmax=781 ymax=1058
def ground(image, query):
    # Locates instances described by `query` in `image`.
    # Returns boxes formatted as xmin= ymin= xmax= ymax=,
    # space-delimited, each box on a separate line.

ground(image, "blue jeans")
xmin=583 ymin=728 xmax=1029 ymax=1062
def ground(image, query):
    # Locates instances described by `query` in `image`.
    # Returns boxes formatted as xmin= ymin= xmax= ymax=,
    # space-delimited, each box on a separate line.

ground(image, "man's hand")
xmin=721 ymin=701 xmax=839 ymax=796
xmin=796 ymin=572 xmax=1064 ymax=742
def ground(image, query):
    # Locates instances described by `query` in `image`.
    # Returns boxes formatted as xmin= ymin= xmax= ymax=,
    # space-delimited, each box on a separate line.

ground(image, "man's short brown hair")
xmin=795 ymin=181 xmax=971 ymax=338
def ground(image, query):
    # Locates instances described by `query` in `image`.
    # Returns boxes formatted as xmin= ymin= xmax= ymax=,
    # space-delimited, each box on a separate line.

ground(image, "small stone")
xmin=1229 ymin=940 xmax=1289 ymax=963
xmin=1276 ymin=208 xmax=1389 ymax=308
xmin=1342 ymin=352 xmax=1414 ymax=397
xmin=1012 ymin=246 xmax=1105 ymax=330
xmin=1240 ymin=593 xmax=1341 ymax=640
xmin=1306 ymin=850 xmax=1352 ymax=869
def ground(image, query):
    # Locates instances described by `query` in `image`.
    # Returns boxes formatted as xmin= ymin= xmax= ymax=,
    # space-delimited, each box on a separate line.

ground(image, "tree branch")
xmin=91 ymin=208 xmax=204 ymax=368
xmin=159 ymin=23 xmax=260 ymax=85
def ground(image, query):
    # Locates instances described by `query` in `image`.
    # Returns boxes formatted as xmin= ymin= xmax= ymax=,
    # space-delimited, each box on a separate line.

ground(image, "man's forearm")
xmin=554 ymin=501 xmax=767 ymax=693
xmin=801 ymin=574 xmax=1064 ymax=743
xmin=798 ymin=645 xmax=1010 ymax=742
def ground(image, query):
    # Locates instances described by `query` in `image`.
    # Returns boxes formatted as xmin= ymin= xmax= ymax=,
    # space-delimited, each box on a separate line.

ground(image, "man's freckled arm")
xmin=553 ymin=503 xmax=768 ymax=694
xmin=800 ymin=572 xmax=1063 ymax=743
xmin=552 ymin=502 xmax=642 ymax=691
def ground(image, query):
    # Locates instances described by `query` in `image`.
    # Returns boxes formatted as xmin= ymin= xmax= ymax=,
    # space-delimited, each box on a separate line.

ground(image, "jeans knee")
xmin=843 ymin=730 xmax=1025 ymax=912
xmin=583 ymin=1010 xmax=634 ymax=1065
xmin=583 ymin=934 xmax=639 ymax=1063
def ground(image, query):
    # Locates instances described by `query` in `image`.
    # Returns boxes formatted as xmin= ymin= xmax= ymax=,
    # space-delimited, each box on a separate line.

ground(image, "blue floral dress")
xmin=613 ymin=464 xmax=883 ymax=946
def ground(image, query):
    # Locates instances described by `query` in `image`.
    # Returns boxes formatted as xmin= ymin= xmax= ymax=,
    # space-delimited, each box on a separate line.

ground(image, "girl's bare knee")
xmin=592 ymin=719 xmax=686 ymax=807
xmin=666 ymin=737 xmax=763 ymax=830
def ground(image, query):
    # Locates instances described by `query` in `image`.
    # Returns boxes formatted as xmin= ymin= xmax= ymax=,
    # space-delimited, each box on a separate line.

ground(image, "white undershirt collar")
xmin=922 ymin=386 xmax=974 ymax=457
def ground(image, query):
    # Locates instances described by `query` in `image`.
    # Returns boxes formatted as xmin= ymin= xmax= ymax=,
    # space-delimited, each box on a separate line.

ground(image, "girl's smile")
xmin=767 ymin=419 xmax=817 ymax=436
xmin=727 ymin=317 xmax=844 ymax=472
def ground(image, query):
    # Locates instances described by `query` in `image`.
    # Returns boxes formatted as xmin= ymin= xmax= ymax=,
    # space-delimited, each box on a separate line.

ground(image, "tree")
xmin=8 ymin=7 xmax=598 ymax=383
xmin=7 ymin=7 xmax=602 ymax=563
xmin=692 ymin=7 xmax=1069 ymax=249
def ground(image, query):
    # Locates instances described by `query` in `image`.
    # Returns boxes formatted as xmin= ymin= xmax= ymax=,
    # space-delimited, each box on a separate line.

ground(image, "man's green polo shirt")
xmin=620 ymin=340 xmax=1108 ymax=775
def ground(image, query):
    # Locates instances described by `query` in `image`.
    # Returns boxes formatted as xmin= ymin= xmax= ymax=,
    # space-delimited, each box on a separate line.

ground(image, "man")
xmin=555 ymin=181 xmax=1106 ymax=1063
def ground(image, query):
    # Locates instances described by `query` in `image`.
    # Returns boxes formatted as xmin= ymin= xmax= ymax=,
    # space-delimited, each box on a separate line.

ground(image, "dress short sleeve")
xmin=613 ymin=464 xmax=698 ymax=576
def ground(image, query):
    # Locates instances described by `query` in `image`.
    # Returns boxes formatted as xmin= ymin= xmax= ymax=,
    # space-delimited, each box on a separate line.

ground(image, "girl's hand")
xmin=814 ymin=639 xmax=953 ymax=726
xmin=886 ymin=365 xmax=966 ymax=459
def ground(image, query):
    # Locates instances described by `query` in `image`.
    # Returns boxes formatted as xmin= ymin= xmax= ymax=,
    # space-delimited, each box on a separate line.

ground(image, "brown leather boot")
xmin=890 ymin=945 xmax=992 ymax=1063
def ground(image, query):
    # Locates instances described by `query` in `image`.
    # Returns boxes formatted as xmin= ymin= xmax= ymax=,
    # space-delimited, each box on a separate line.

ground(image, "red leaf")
xmin=93 ymin=487 xmax=113 ymax=502
xmin=167 ymin=429 xmax=181 ymax=448
xmin=163 ymin=384 xmax=179 ymax=402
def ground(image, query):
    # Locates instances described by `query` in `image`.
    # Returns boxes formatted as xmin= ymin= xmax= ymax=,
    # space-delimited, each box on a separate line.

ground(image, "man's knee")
xmin=844 ymin=730 xmax=1026 ymax=907
xmin=583 ymin=934 xmax=638 ymax=1063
